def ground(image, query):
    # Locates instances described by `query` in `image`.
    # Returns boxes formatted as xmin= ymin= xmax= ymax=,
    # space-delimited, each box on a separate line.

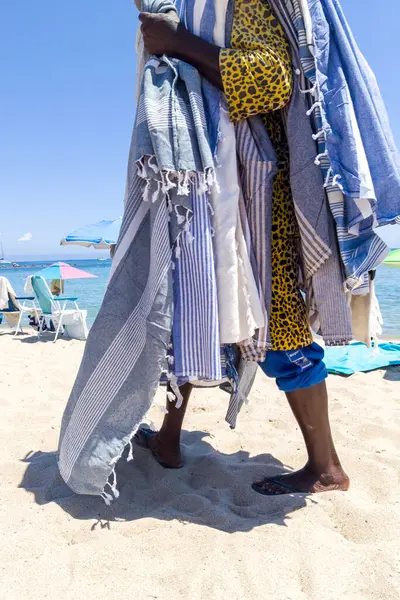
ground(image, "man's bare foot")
xmin=252 ymin=464 xmax=350 ymax=496
xmin=134 ymin=425 xmax=184 ymax=469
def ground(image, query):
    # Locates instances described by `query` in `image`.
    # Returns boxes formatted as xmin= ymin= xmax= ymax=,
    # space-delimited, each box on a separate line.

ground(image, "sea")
xmin=1 ymin=258 xmax=400 ymax=338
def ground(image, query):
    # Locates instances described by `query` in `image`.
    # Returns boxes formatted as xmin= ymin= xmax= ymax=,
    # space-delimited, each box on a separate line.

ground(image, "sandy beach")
xmin=1 ymin=331 xmax=399 ymax=600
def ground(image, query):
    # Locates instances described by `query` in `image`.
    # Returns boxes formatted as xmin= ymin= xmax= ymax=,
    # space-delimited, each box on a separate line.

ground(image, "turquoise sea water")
xmin=1 ymin=260 xmax=110 ymax=327
xmin=1 ymin=258 xmax=399 ymax=337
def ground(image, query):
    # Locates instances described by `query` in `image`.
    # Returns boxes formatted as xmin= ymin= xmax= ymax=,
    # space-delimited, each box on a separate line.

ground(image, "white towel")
xmin=0 ymin=276 xmax=10 ymax=310
xmin=0 ymin=277 xmax=20 ymax=327
xmin=211 ymin=108 xmax=265 ymax=343
xmin=350 ymin=276 xmax=383 ymax=347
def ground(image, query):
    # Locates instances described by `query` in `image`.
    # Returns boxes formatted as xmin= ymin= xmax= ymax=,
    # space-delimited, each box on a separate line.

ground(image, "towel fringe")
xmin=101 ymin=492 xmax=114 ymax=506
xmin=183 ymin=171 xmax=190 ymax=195
xmin=148 ymin=155 xmax=159 ymax=173
xmin=161 ymin=170 xmax=176 ymax=194
xmin=175 ymin=205 xmax=186 ymax=225
xmin=136 ymin=157 xmax=145 ymax=178
xmin=184 ymin=218 xmax=194 ymax=243
xmin=312 ymin=130 xmax=325 ymax=141
xmin=299 ymin=81 xmax=317 ymax=97
xmin=175 ymin=236 xmax=181 ymax=260
xmin=314 ymin=151 xmax=328 ymax=166
xmin=166 ymin=194 xmax=173 ymax=213
xmin=151 ymin=179 xmax=161 ymax=203
xmin=167 ymin=391 xmax=176 ymax=403
xmin=143 ymin=179 xmax=151 ymax=202
xmin=110 ymin=470 xmax=120 ymax=499
xmin=198 ymin=173 xmax=208 ymax=194
xmin=177 ymin=171 xmax=190 ymax=196
xmin=324 ymin=166 xmax=333 ymax=188
xmin=127 ymin=440 xmax=134 ymax=462
xmin=332 ymin=173 xmax=343 ymax=188
xmin=165 ymin=372 xmax=184 ymax=409
xmin=306 ymin=101 xmax=322 ymax=116
xmin=206 ymin=168 xmax=219 ymax=194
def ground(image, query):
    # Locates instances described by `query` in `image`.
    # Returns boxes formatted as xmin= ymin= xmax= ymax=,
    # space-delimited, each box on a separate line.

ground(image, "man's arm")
xmin=139 ymin=11 xmax=293 ymax=121
xmin=139 ymin=12 xmax=223 ymax=90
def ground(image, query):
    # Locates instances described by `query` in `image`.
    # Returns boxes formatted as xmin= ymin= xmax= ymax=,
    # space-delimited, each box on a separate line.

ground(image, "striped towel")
xmin=58 ymin=0 xmax=221 ymax=500
xmin=284 ymin=79 xmax=352 ymax=346
xmin=172 ymin=177 xmax=222 ymax=383
xmin=58 ymin=173 xmax=174 ymax=500
xmin=175 ymin=0 xmax=225 ymax=154
xmin=279 ymin=0 xmax=389 ymax=289
xmin=236 ymin=116 xmax=277 ymax=362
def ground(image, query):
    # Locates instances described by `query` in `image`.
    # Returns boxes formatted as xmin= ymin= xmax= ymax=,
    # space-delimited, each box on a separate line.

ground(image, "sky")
xmin=1 ymin=0 xmax=399 ymax=259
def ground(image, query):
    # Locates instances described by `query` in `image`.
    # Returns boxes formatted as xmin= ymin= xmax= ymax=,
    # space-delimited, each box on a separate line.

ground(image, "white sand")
xmin=0 ymin=331 xmax=399 ymax=599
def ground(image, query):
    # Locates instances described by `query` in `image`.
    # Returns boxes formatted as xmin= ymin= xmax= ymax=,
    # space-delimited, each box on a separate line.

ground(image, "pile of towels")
xmin=58 ymin=0 xmax=400 ymax=501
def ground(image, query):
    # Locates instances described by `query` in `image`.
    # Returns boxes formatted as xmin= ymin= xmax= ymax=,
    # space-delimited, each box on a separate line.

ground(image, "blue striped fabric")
xmin=281 ymin=0 xmax=389 ymax=289
xmin=178 ymin=0 xmax=222 ymax=153
xmin=58 ymin=0 xmax=224 ymax=500
xmin=200 ymin=0 xmax=216 ymax=42
xmin=172 ymin=178 xmax=222 ymax=382
xmin=235 ymin=117 xmax=277 ymax=361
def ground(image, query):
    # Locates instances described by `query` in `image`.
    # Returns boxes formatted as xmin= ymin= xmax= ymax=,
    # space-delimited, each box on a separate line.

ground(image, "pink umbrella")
xmin=33 ymin=262 xmax=98 ymax=280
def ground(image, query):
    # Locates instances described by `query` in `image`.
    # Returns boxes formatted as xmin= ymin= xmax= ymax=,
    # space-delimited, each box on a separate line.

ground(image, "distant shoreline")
xmin=0 ymin=264 xmax=84 ymax=270
xmin=0 ymin=259 xmax=111 ymax=270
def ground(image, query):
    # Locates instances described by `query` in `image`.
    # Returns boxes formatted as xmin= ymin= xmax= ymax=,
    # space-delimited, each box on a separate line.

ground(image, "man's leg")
xmin=253 ymin=380 xmax=349 ymax=494
xmin=136 ymin=383 xmax=192 ymax=468
xmin=253 ymin=344 xmax=349 ymax=495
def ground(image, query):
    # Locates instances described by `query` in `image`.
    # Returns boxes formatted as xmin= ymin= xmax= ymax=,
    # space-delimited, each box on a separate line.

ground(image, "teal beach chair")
xmin=30 ymin=276 xmax=86 ymax=342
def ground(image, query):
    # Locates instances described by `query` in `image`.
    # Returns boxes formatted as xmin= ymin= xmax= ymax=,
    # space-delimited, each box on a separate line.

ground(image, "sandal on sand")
xmin=252 ymin=477 xmax=306 ymax=496
xmin=134 ymin=425 xmax=184 ymax=470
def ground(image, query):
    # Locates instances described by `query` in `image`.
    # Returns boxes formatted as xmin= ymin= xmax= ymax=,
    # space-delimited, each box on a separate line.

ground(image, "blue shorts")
xmin=258 ymin=342 xmax=328 ymax=392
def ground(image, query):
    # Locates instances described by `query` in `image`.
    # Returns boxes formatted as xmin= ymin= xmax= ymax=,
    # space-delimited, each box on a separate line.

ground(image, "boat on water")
xmin=0 ymin=239 xmax=12 ymax=266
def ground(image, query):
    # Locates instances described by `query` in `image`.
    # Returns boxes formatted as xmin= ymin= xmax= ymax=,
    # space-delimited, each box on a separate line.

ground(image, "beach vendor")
xmin=58 ymin=0 xmax=400 ymax=502
xmin=133 ymin=0 xmax=348 ymax=496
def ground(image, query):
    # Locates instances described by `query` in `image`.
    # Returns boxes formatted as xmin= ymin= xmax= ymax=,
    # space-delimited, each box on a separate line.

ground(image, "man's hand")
xmin=139 ymin=12 xmax=182 ymax=57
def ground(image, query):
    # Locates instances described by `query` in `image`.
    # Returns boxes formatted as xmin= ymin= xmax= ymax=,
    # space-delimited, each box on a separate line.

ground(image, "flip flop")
xmin=252 ymin=477 xmax=306 ymax=496
xmin=134 ymin=425 xmax=184 ymax=469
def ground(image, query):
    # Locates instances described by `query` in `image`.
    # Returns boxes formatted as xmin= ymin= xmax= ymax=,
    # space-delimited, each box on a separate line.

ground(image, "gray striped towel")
xmin=235 ymin=116 xmax=277 ymax=362
xmin=270 ymin=3 xmax=353 ymax=346
xmin=58 ymin=0 xmax=219 ymax=501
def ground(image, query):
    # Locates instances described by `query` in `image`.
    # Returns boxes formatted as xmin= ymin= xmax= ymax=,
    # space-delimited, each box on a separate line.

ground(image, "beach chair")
xmin=0 ymin=276 xmax=40 ymax=336
xmin=30 ymin=276 xmax=88 ymax=342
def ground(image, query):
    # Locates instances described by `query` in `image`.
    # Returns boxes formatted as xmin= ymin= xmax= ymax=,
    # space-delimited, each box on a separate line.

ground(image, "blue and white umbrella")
xmin=60 ymin=218 xmax=122 ymax=249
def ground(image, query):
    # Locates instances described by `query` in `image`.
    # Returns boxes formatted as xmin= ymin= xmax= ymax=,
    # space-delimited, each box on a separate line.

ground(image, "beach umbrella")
xmin=383 ymin=249 xmax=400 ymax=268
xmin=60 ymin=218 xmax=122 ymax=249
xmin=32 ymin=262 xmax=98 ymax=280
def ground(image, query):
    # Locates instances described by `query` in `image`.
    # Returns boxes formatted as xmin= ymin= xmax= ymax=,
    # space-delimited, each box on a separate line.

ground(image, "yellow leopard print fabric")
xmin=266 ymin=111 xmax=313 ymax=350
xmin=220 ymin=0 xmax=313 ymax=351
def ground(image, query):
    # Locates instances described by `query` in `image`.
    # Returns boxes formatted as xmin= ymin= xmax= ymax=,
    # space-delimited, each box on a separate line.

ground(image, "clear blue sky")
xmin=1 ymin=0 xmax=399 ymax=259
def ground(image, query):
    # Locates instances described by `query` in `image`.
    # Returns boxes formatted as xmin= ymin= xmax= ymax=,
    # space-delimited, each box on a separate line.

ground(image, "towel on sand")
xmin=324 ymin=342 xmax=400 ymax=375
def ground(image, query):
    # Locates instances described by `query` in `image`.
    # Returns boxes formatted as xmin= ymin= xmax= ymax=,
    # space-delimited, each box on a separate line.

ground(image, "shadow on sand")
xmin=19 ymin=430 xmax=312 ymax=533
